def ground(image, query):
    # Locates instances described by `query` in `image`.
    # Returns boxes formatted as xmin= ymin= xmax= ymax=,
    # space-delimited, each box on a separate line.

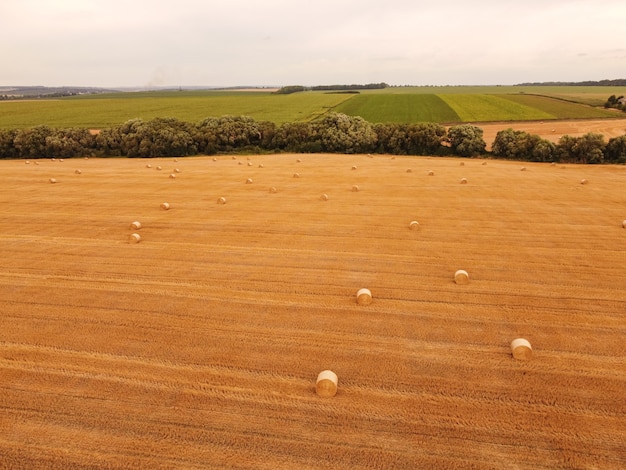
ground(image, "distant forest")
xmin=516 ymin=79 xmax=626 ymax=86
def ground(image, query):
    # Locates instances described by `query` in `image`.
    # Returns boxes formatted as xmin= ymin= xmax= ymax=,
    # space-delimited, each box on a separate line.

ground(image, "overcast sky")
xmin=2 ymin=0 xmax=625 ymax=88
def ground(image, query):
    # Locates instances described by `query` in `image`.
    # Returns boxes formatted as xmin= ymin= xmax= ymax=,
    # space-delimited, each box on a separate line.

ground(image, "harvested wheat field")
xmin=1 ymin=154 xmax=625 ymax=469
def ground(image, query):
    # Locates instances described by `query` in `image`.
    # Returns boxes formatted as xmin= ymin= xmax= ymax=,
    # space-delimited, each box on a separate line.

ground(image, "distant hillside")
xmin=516 ymin=79 xmax=626 ymax=86
xmin=0 ymin=86 xmax=118 ymax=99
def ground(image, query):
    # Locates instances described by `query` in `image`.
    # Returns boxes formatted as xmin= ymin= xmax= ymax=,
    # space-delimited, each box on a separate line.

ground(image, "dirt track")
xmin=0 ymin=155 xmax=625 ymax=469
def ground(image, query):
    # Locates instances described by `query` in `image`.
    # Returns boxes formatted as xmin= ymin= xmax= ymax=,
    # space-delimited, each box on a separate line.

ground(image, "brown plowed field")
xmin=1 ymin=155 xmax=625 ymax=469
xmin=481 ymin=118 xmax=626 ymax=150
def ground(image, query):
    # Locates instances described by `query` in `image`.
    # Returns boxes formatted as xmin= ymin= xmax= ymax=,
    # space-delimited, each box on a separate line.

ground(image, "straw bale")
xmin=454 ymin=269 xmax=470 ymax=285
xmin=269 ymin=187 xmax=277 ymax=193
xmin=622 ymin=220 xmax=626 ymax=228
xmin=49 ymin=178 xmax=57 ymax=184
xmin=293 ymin=173 xmax=300 ymax=178
xmin=510 ymin=338 xmax=533 ymax=360
xmin=160 ymin=202 xmax=170 ymax=210
xmin=129 ymin=233 xmax=141 ymax=244
xmin=146 ymin=164 xmax=152 ymax=168
xmin=406 ymin=168 xmax=412 ymax=173
xmin=352 ymin=165 xmax=357 ymax=170
xmin=521 ymin=167 xmax=527 ymax=171
xmin=75 ymin=169 xmax=82 ymax=174
xmin=174 ymin=168 xmax=181 ymax=173
xmin=356 ymin=288 xmax=372 ymax=305
xmin=25 ymin=161 xmax=30 ymax=164
xmin=428 ymin=170 xmax=434 ymax=176
xmin=320 ymin=194 xmax=329 ymax=201
xmin=156 ymin=166 xmax=162 ymax=170
xmin=460 ymin=162 xmax=464 ymax=166
xmin=351 ymin=185 xmax=360 ymax=192
xmin=258 ymin=164 xmax=264 ymax=168
xmin=130 ymin=221 xmax=142 ymax=230
xmin=580 ymin=179 xmax=588 ymax=185
xmin=217 ymin=197 xmax=226 ymax=204
xmin=316 ymin=370 xmax=338 ymax=397
xmin=246 ymin=178 xmax=253 ymax=184
xmin=460 ymin=178 xmax=468 ymax=184
xmin=409 ymin=221 xmax=420 ymax=230
xmin=169 ymin=173 xmax=176 ymax=179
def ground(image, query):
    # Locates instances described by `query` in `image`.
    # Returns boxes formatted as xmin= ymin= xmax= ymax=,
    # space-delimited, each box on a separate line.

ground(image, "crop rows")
xmin=0 ymin=155 xmax=625 ymax=468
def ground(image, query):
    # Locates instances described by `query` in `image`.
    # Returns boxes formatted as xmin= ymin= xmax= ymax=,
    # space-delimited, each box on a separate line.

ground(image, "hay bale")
xmin=481 ymin=161 xmax=487 ymax=166
xmin=238 ymin=161 xmax=243 ymax=165
xmin=510 ymin=338 xmax=532 ymax=360
xmin=269 ymin=187 xmax=277 ymax=193
xmin=217 ymin=197 xmax=226 ymax=204
xmin=245 ymin=178 xmax=253 ymax=184
xmin=160 ymin=202 xmax=170 ymax=210
xmin=258 ymin=164 xmax=264 ymax=168
xmin=521 ymin=167 xmax=527 ymax=171
xmin=622 ymin=219 xmax=626 ymax=228
xmin=25 ymin=160 xmax=30 ymax=164
xmin=409 ymin=221 xmax=420 ymax=230
xmin=35 ymin=161 xmax=40 ymax=165
xmin=232 ymin=156 xmax=237 ymax=160
xmin=406 ymin=168 xmax=412 ymax=173
xmin=129 ymin=233 xmax=141 ymax=244
xmin=169 ymin=173 xmax=176 ymax=179
xmin=297 ymin=158 xmax=302 ymax=163
xmin=75 ymin=169 xmax=82 ymax=174
xmin=316 ymin=370 xmax=338 ymax=398
xmin=351 ymin=184 xmax=360 ymax=192
xmin=174 ymin=168 xmax=181 ymax=173
xmin=59 ymin=159 xmax=64 ymax=162
xmin=213 ymin=157 xmax=217 ymax=162
xmin=352 ymin=165 xmax=357 ymax=170
xmin=460 ymin=178 xmax=468 ymax=184
xmin=146 ymin=164 xmax=152 ymax=168
xmin=460 ymin=162 xmax=464 ymax=166
xmin=293 ymin=173 xmax=300 ymax=178
xmin=356 ymin=288 xmax=372 ymax=305
xmin=454 ymin=269 xmax=470 ymax=285
xmin=320 ymin=193 xmax=329 ymax=201
xmin=428 ymin=170 xmax=434 ymax=176
xmin=130 ymin=221 xmax=142 ymax=230
xmin=49 ymin=178 xmax=57 ymax=184
xmin=580 ymin=179 xmax=588 ymax=185
xmin=247 ymin=162 xmax=253 ymax=166
xmin=156 ymin=166 xmax=162 ymax=170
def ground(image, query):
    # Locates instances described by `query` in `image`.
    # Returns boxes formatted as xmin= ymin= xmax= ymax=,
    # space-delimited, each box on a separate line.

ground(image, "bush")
xmin=447 ymin=124 xmax=486 ymax=157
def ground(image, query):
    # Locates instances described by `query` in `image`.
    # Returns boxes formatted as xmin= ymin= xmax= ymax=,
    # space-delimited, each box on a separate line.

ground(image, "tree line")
xmin=0 ymin=113 xmax=625 ymax=163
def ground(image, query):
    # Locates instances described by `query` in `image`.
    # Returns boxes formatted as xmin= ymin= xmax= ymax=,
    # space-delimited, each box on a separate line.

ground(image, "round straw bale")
xmin=406 ymin=168 xmax=412 ymax=173
xmin=520 ymin=167 xmax=526 ymax=171
xmin=622 ymin=219 xmax=626 ymax=228
xmin=320 ymin=193 xmax=329 ymax=201
xmin=169 ymin=173 xmax=176 ymax=179
xmin=351 ymin=184 xmax=360 ymax=192
xmin=460 ymin=178 xmax=468 ymax=184
xmin=75 ymin=169 xmax=82 ymax=174
xmin=356 ymin=288 xmax=372 ymax=305
xmin=316 ymin=370 xmax=338 ymax=397
xmin=352 ymin=165 xmax=357 ymax=170
xmin=84 ymin=157 xmax=89 ymax=160
xmin=551 ymin=162 xmax=556 ymax=166
xmin=481 ymin=161 xmax=487 ymax=166
xmin=146 ymin=164 xmax=152 ymax=168
xmin=580 ymin=179 xmax=588 ymax=185
xmin=459 ymin=161 xmax=464 ymax=166
xmin=51 ymin=158 xmax=56 ymax=161
xmin=156 ymin=166 xmax=162 ymax=170
xmin=25 ymin=160 xmax=30 ymax=164
xmin=129 ymin=233 xmax=141 ymax=244
xmin=510 ymin=338 xmax=532 ymax=360
xmin=454 ymin=269 xmax=470 ymax=285
xmin=428 ymin=170 xmax=434 ymax=176
xmin=174 ymin=168 xmax=181 ymax=173
xmin=35 ymin=161 xmax=40 ymax=165
xmin=258 ymin=164 xmax=264 ymax=168
xmin=160 ymin=202 xmax=170 ymax=210
xmin=217 ymin=197 xmax=226 ymax=204
xmin=293 ymin=173 xmax=300 ymax=178
xmin=247 ymin=162 xmax=253 ymax=166
xmin=232 ymin=156 xmax=237 ymax=160
xmin=59 ymin=159 xmax=64 ymax=162
xmin=245 ymin=178 xmax=253 ymax=184
xmin=238 ymin=161 xmax=243 ymax=165
xmin=269 ymin=187 xmax=277 ymax=193
xmin=49 ymin=178 xmax=57 ymax=184
xmin=213 ymin=157 xmax=217 ymax=162
xmin=297 ymin=158 xmax=302 ymax=163
xmin=247 ymin=157 xmax=251 ymax=161
xmin=130 ymin=221 xmax=142 ymax=230
xmin=409 ymin=221 xmax=420 ymax=230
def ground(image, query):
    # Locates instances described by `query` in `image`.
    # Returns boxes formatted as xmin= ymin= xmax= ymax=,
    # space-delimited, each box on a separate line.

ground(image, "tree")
xmin=315 ymin=113 xmax=377 ymax=154
xmin=605 ymin=135 xmax=626 ymax=163
xmin=0 ymin=128 xmax=18 ymax=159
xmin=196 ymin=116 xmax=263 ymax=154
xmin=13 ymin=126 xmax=54 ymax=158
xmin=45 ymin=128 xmax=96 ymax=158
xmin=492 ymin=128 xmax=556 ymax=162
xmin=447 ymin=124 xmax=486 ymax=157
xmin=557 ymin=133 xmax=605 ymax=164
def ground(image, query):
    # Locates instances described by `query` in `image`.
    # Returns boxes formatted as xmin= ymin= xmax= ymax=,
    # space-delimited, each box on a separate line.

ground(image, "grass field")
xmin=1 ymin=86 xmax=625 ymax=129
xmin=1 ymin=155 xmax=625 ymax=468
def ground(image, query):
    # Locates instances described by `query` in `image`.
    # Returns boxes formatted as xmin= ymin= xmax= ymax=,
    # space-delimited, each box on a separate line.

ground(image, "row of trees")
xmin=1 ymin=113 xmax=625 ymax=163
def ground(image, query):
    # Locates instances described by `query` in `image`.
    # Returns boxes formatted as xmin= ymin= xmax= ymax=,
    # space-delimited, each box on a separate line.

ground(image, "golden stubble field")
xmin=0 ymin=154 xmax=625 ymax=469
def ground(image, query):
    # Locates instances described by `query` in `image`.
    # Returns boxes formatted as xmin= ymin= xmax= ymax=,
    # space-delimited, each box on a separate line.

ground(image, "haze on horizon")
xmin=1 ymin=0 xmax=625 ymax=89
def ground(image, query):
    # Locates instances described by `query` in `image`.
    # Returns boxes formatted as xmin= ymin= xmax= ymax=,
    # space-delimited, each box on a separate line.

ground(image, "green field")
xmin=0 ymin=86 xmax=624 ymax=129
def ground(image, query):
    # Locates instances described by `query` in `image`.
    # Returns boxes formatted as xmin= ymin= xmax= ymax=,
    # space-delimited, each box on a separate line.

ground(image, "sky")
xmin=2 ymin=0 xmax=626 ymax=88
